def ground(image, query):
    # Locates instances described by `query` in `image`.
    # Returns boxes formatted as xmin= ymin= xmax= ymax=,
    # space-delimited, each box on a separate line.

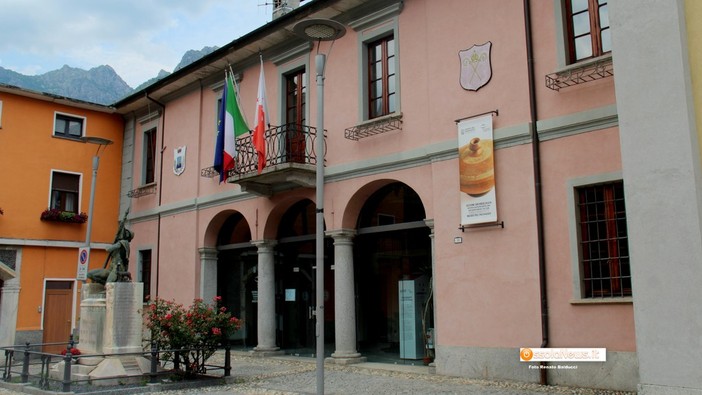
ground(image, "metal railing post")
xmin=21 ymin=342 xmax=30 ymax=383
xmin=62 ymin=345 xmax=72 ymax=393
xmin=150 ymin=341 xmax=158 ymax=384
xmin=224 ymin=342 xmax=231 ymax=377
xmin=2 ymin=350 xmax=7 ymax=381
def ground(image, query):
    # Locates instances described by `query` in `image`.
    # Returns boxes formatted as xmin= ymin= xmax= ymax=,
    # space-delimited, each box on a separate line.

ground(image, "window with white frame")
xmin=54 ymin=113 xmax=85 ymax=140
xmin=569 ymin=175 xmax=631 ymax=299
xmin=50 ymin=171 xmax=81 ymax=213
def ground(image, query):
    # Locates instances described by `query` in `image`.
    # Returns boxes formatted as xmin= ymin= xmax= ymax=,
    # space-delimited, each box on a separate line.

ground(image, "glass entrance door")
xmin=278 ymin=244 xmax=316 ymax=354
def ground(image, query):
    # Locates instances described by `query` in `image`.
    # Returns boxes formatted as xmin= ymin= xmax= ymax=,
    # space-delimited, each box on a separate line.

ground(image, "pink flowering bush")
xmin=144 ymin=296 xmax=241 ymax=374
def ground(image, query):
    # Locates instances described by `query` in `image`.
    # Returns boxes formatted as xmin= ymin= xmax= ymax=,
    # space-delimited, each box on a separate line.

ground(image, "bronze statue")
xmin=88 ymin=210 xmax=133 ymax=284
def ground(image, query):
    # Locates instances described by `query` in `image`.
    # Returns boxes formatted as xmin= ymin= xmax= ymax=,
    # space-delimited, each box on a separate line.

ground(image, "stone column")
xmin=199 ymin=247 xmax=218 ymax=302
xmin=328 ymin=229 xmax=365 ymax=364
xmin=0 ymin=278 xmax=20 ymax=347
xmin=251 ymin=240 xmax=280 ymax=355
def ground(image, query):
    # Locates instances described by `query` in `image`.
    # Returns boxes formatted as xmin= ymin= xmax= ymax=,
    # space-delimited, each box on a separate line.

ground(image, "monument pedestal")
xmin=77 ymin=283 xmax=106 ymax=366
xmin=53 ymin=282 xmax=152 ymax=385
xmin=102 ymin=282 xmax=143 ymax=354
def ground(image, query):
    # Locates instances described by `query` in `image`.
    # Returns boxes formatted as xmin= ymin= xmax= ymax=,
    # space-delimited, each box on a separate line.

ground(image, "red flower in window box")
xmin=40 ymin=209 xmax=88 ymax=224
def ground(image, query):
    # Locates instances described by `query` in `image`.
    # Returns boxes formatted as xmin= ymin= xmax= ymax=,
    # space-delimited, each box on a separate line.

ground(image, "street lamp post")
xmin=293 ymin=18 xmax=346 ymax=395
xmin=79 ymin=136 xmax=113 ymax=281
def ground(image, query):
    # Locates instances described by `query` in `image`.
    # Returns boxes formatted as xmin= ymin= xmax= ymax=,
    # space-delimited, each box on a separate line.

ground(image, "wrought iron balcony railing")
xmin=202 ymin=123 xmax=324 ymax=182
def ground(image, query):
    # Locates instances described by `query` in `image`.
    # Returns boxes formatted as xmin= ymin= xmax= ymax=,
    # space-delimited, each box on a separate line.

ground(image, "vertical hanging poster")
xmin=458 ymin=114 xmax=497 ymax=225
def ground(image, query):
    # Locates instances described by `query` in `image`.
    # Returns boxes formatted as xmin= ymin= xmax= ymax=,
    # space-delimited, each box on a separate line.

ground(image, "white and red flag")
xmin=253 ymin=56 xmax=269 ymax=174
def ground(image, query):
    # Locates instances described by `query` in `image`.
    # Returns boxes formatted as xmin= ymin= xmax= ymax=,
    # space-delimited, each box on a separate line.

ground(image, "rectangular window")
xmin=50 ymin=171 xmax=80 ymax=213
xmin=566 ymin=0 xmax=611 ymax=63
xmin=576 ymin=181 xmax=631 ymax=298
xmin=285 ymin=69 xmax=307 ymax=163
xmin=285 ymin=69 xmax=306 ymax=126
xmin=54 ymin=113 xmax=85 ymax=139
xmin=143 ymin=128 xmax=157 ymax=184
xmin=139 ymin=250 xmax=152 ymax=302
xmin=367 ymin=35 xmax=396 ymax=119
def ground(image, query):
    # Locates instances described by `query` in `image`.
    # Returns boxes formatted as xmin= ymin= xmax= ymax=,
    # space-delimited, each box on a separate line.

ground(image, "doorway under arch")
xmin=216 ymin=212 xmax=257 ymax=348
xmin=275 ymin=199 xmax=334 ymax=356
xmin=354 ymin=182 xmax=432 ymax=363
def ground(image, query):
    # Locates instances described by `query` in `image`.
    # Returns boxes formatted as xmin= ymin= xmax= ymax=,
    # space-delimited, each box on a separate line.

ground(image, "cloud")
xmin=0 ymin=0 xmax=272 ymax=87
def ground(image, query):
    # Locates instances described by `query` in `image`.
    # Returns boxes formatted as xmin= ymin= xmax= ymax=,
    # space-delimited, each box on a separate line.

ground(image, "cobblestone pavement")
xmin=0 ymin=351 xmax=636 ymax=395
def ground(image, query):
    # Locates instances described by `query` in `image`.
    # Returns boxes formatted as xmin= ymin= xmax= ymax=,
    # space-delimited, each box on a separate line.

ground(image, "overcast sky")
xmin=0 ymin=0 xmax=274 ymax=88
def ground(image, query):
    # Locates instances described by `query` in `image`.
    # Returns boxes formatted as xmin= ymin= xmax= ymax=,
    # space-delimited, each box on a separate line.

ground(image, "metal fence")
xmin=2 ymin=338 xmax=232 ymax=393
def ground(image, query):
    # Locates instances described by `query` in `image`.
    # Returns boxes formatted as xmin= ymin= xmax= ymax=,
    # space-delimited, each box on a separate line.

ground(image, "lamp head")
xmin=292 ymin=18 xmax=346 ymax=41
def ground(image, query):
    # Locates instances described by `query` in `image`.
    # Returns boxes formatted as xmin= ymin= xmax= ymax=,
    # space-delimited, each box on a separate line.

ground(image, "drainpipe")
xmin=146 ymin=93 xmax=166 ymax=299
xmin=523 ymin=0 xmax=549 ymax=385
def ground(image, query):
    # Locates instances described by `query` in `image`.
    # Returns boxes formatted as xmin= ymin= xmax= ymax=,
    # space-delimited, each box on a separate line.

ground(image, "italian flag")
xmin=214 ymin=71 xmax=249 ymax=183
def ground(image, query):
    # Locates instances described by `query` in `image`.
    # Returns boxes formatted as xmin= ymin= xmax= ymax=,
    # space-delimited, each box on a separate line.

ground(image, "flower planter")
xmin=40 ymin=209 xmax=88 ymax=224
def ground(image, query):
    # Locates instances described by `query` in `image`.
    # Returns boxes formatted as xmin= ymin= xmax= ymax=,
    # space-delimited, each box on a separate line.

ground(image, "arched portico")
xmin=201 ymin=211 xmax=258 ymax=348
xmin=329 ymin=181 xmax=434 ymax=364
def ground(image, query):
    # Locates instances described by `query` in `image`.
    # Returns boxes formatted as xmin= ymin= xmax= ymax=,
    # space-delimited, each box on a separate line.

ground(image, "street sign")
xmin=77 ymin=247 xmax=90 ymax=281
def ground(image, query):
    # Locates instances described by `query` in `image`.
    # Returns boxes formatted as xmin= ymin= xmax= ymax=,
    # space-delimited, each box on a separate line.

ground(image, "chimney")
xmin=272 ymin=0 xmax=300 ymax=19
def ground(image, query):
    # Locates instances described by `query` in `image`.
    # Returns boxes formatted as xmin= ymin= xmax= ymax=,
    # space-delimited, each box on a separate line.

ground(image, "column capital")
xmin=326 ymin=229 xmax=356 ymax=241
xmin=251 ymin=239 xmax=278 ymax=251
xmin=198 ymin=247 xmax=218 ymax=260
xmin=1 ymin=281 xmax=20 ymax=292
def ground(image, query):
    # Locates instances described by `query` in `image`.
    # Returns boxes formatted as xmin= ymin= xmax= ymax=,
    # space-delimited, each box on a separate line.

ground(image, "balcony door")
xmin=285 ymin=69 xmax=306 ymax=163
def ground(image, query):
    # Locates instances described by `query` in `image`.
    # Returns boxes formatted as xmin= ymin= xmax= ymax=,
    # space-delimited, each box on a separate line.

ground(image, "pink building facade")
xmin=115 ymin=0 xmax=637 ymax=390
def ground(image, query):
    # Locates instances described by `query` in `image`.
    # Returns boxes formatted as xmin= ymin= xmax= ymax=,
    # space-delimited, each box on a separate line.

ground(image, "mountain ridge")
xmin=0 ymin=46 xmax=218 ymax=106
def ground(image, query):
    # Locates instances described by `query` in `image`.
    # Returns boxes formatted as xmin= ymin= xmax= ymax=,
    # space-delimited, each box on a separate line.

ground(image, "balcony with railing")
xmin=201 ymin=123 xmax=323 ymax=196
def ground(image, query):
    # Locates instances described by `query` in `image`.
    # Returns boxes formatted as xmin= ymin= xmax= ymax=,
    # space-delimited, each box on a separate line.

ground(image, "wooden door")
xmin=42 ymin=281 xmax=73 ymax=354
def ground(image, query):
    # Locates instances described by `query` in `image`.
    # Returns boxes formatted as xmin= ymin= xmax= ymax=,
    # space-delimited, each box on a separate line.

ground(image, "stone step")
xmin=120 ymin=358 xmax=143 ymax=375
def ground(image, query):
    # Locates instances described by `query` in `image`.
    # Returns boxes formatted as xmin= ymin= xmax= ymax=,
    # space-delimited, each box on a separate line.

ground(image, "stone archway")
xmin=202 ymin=211 xmax=257 ymax=348
xmin=352 ymin=182 xmax=432 ymax=362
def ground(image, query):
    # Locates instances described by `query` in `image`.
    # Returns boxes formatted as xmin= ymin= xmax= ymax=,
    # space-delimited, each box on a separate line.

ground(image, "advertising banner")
xmin=458 ymin=114 xmax=497 ymax=225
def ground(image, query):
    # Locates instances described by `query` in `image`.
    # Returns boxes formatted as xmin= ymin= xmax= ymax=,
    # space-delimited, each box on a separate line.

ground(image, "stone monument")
xmin=53 ymin=212 xmax=153 ymax=385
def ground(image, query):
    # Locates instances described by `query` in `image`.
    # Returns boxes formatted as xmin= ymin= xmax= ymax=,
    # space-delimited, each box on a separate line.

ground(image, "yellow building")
xmin=0 ymin=84 xmax=123 ymax=353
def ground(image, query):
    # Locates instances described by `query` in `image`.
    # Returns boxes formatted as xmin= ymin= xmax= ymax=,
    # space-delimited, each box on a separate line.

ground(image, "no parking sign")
xmin=77 ymin=247 xmax=90 ymax=280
